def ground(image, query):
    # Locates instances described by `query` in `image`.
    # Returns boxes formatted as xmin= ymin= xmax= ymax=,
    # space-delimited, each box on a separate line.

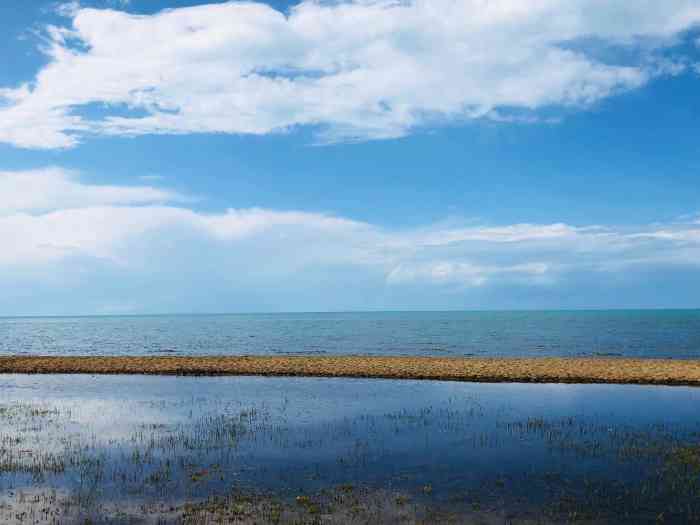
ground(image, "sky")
xmin=1 ymin=0 xmax=700 ymax=315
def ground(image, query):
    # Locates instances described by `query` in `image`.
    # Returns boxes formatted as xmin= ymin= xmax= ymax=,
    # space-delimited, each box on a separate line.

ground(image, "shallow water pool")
xmin=1 ymin=375 xmax=699 ymax=523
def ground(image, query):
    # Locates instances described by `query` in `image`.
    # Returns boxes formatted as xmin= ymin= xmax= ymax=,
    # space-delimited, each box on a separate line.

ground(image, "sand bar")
xmin=1 ymin=356 xmax=700 ymax=386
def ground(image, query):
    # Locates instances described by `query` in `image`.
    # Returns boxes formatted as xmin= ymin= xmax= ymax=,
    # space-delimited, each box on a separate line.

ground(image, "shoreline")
xmin=1 ymin=356 xmax=700 ymax=386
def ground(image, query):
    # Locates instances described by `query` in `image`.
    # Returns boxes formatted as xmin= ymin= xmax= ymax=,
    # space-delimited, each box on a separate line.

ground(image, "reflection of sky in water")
xmin=1 ymin=375 xmax=699 ymax=511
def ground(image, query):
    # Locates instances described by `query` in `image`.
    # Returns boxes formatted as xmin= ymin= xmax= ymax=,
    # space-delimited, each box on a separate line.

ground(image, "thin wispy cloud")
xmin=0 ymin=0 xmax=699 ymax=148
xmin=0 ymin=168 xmax=187 ymax=214
xmin=2 ymin=167 xmax=700 ymax=312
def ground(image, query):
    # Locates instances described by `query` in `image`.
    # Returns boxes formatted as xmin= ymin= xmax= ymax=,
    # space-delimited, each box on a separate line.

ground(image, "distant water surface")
xmin=1 ymin=310 xmax=700 ymax=358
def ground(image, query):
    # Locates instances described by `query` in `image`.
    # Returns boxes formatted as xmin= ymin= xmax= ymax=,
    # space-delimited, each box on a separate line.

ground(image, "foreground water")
xmin=1 ymin=375 xmax=699 ymax=523
xmin=3 ymin=310 xmax=700 ymax=358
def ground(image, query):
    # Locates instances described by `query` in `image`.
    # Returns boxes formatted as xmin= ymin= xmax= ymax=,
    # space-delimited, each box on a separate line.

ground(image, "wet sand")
xmin=1 ymin=356 xmax=700 ymax=385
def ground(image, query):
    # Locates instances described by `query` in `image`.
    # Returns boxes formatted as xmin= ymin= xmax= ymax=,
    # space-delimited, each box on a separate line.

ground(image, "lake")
xmin=2 ymin=310 xmax=700 ymax=358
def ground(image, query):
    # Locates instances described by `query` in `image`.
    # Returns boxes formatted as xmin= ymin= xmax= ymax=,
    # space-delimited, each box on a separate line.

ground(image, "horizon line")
xmin=1 ymin=307 xmax=700 ymax=319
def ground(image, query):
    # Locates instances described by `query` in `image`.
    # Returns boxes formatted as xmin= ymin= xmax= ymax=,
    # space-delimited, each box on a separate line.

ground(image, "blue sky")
xmin=1 ymin=0 xmax=700 ymax=314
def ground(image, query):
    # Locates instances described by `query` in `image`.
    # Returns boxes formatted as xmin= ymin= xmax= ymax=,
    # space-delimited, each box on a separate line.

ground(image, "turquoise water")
xmin=2 ymin=310 xmax=700 ymax=358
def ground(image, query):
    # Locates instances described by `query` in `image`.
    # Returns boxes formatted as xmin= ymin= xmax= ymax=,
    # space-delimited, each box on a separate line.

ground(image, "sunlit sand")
xmin=2 ymin=356 xmax=700 ymax=386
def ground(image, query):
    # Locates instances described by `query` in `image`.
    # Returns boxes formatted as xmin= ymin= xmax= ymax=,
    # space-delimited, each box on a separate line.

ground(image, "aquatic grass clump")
xmin=182 ymin=486 xmax=432 ymax=524
xmin=666 ymin=444 xmax=700 ymax=473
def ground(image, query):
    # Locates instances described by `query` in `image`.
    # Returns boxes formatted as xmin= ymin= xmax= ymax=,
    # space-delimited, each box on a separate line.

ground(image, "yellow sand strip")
xmin=1 ymin=356 xmax=700 ymax=386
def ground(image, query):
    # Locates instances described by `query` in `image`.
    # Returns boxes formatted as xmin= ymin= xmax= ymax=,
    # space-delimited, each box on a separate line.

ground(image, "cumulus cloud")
xmin=1 ymin=0 xmax=700 ymax=148
xmin=2 ymin=167 xmax=700 ymax=313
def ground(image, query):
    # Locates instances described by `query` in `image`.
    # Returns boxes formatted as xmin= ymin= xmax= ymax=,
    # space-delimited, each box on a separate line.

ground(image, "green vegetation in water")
xmin=1 ymin=384 xmax=700 ymax=523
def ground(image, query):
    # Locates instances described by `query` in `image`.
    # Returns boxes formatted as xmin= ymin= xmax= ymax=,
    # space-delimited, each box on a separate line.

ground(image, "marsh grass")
xmin=1 ymin=381 xmax=699 ymax=523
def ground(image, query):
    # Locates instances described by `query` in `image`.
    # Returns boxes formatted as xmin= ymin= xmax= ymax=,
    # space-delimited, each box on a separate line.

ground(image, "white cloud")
xmin=409 ymin=223 xmax=585 ymax=246
xmin=0 ymin=167 xmax=186 ymax=214
xmin=387 ymin=261 xmax=552 ymax=288
xmin=138 ymin=174 xmax=165 ymax=182
xmin=2 ymin=167 xmax=700 ymax=306
xmin=0 ymin=169 xmax=377 ymax=268
xmin=1 ymin=0 xmax=700 ymax=148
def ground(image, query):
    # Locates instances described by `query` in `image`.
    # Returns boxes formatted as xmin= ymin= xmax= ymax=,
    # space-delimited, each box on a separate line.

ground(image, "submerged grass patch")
xmin=1 ymin=376 xmax=700 ymax=523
